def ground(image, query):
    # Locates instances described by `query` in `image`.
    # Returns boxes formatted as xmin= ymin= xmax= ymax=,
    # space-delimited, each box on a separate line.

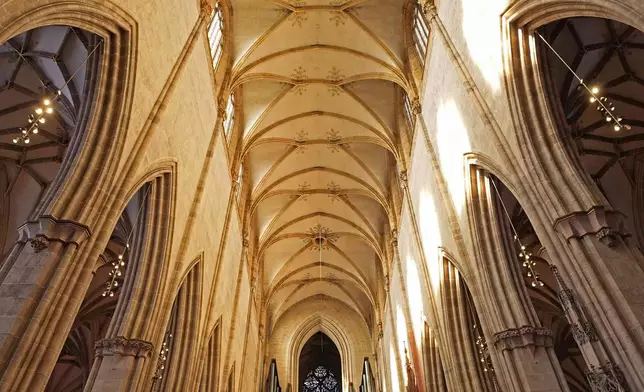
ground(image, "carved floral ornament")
xmin=492 ymin=325 xmax=553 ymax=351
xmin=94 ymin=336 xmax=154 ymax=358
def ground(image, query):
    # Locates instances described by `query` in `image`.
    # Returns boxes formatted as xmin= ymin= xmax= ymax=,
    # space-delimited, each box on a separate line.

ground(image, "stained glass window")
xmin=302 ymin=366 xmax=339 ymax=392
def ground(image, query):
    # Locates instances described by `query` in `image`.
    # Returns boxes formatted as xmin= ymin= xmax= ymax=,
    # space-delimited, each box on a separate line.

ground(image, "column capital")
xmin=94 ymin=336 xmax=154 ymax=358
xmin=492 ymin=325 xmax=552 ymax=351
xmin=18 ymin=215 xmax=91 ymax=251
xmin=553 ymin=206 xmax=629 ymax=248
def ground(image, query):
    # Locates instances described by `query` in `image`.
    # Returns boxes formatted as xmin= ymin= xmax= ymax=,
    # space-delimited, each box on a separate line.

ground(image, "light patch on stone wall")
xmin=460 ymin=0 xmax=507 ymax=91
xmin=396 ymin=305 xmax=408 ymax=384
xmin=419 ymin=189 xmax=442 ymax=291
xmin=436 ymin=99 xmax=471 ymax=215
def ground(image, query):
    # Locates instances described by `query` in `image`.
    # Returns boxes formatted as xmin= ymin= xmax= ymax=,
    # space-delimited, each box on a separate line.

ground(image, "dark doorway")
xmin=299 ymin=332 xmax=341 ymax=392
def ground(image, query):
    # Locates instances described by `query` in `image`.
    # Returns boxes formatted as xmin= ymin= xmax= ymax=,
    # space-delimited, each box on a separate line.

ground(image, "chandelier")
xmin=11 ymin=39 xmax=103 ymax=144
xmin=536 ymin=32 xmax=630 ymax=132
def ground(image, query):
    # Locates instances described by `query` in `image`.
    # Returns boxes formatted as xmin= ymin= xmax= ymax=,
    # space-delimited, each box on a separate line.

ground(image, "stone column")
xmin=554 ymin=207 xmax=644 ymax=390
xmin=0 ymin=216 xmax=91 ymax=391
xmin=437 ymin=259 xmax=494 ymax=392
xmin=86 ymin=337 xmax=155 ymax=392
xmin=468 ymin=170 xmax=569 ymax=392
xmin=421 ymin=326 xmax=447 ymax=392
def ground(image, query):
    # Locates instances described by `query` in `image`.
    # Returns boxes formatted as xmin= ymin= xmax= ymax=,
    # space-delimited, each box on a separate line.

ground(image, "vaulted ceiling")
xmin=230 ymin=0 xmax=410 ymax=332
xmin=541 ymin=17 xmax=644 ymax=246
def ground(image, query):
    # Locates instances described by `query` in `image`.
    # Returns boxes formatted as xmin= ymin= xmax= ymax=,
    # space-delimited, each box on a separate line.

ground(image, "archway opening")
xmin=299 ymin=332 xmax=341 ymax=392
xmin=45 ymin=184 xmax=149 ymax=391
xmin=489 ymin=175 xmax=591 ymax=391
xmin=538 ymin=17 xmax=644 ymax=252
xmin=0 ymin=25 xmax=101 ymax=257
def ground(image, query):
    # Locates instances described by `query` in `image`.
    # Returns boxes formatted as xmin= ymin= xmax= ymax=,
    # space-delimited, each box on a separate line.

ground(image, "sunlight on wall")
xmin=419 ymin=189 xmax=442 ymax=292
xmin=460 ymin=0 xmax=507 ymax=91
xmin=396 ymin=306 xmax=409 ymax=384
xmin=436 ymin=99 xmax=471 ymax=215
xmin=389 ymin=342 xmax=400 ymax=392
xmin=405 ymin=255 xmax=425 ymax=339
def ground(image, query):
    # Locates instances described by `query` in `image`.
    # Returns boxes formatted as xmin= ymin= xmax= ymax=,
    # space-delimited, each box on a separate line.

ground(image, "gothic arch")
xmin=432 ymin=252 xmax=495 ymax=392
xmin=0 ymin=0 xmax=137 ymax=224
xmin=196 ymin=318 xmax=223 ymax=392
xmin=0 ymin=4 xmax=137 ymax=389
xmin=501 ymin=2 xmax=644 ymax=388
xmin=501 ymin=0 xmax=644 ymax=215
xmin=153 ymin=260 xmax=203 ymax=391
xmin=288 ymin=313 xmax=354 ymax=391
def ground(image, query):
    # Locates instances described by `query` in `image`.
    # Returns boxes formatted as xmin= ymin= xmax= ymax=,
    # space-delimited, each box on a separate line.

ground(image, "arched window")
xmin=403 ymin=93 xmax=415 ymax=129
xmin=223 ymin=92 xmax=235 ymax=137
xmin=303 ymin=366 xmax=339 ymax=392
xmin=412 ymin=4 xmax=429 ymax=62
xmin=299 ymin=332 xmax=341 ymax=392
xmin=208 ymin=2 xmax=225 ymax=69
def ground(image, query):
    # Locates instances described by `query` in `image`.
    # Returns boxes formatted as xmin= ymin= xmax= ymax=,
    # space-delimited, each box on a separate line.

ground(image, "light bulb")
xmin=606 ymin=116 xmax=612 ymax=122
xmin=614 ymin=125 xmax=621 ymax=131
xmin=102 ymin=292 xmax=107 ymax=297
xmin=114 ymin=281 xmax=118 ymax=287
xmin=39 ymin=117 xmax=45 ymax=124
xmin=118 ymin=254 xmax=123 ymax=259
xmin=33 ymin=128 xmax=38 ymax=134
xmin=589 ymin=97 xmax=596 ymax=103
xmin=531 ymin=281 xmax=537 ymax=287
xmin=24 ymin=138 xmax=30 ymax=144
xmin=43 ymin=98 xmax=51 ymax=106
xmin=591 ymin=86 xmax=599 ymax=94
xmin=120 ymin=261 xmax=125 ymax=266
xmin=45 ymin=107 xmax=53 ymax=114
xmin=539 ymin=281 xmax=545 ymax=287
xmin=35 ymin=108 xmax=43 ymax=114
xmin=109 ymin=292 xmax=114 ymax=297
xmin=22 ymin=128 xmax=27 ymax=134
xmin=12 ymin=138 xmax=18 ymax=143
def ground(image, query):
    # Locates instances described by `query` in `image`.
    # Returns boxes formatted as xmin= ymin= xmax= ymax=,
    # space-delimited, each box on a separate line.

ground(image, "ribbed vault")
xmin=231 ymin=0 xmax=408 ymax=333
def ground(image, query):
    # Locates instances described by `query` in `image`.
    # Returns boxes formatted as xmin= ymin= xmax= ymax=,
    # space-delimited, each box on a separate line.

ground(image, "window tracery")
xmin=303 ymin=366 xmax=339 ymax=392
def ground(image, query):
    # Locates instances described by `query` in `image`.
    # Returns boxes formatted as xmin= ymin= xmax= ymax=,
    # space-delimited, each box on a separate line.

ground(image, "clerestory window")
xmin=413 ymin=4 xmax=430 ymax=62
xmin=403 ymin=93 xmax=415 ymax=129
xmin=208 ymin=2 xmax=225 ymax=70
xmin=223 ymin=93 xmax=235 ymax=137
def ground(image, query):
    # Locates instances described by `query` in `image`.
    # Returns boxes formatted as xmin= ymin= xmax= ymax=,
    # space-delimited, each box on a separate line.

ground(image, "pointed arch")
xmin=155 ymin=259 xmax=204 ymax=391
xmin=0 ymin=0 xmax=138 ymax=225
xmin=197 ymin=318 xmax=223 ymax=392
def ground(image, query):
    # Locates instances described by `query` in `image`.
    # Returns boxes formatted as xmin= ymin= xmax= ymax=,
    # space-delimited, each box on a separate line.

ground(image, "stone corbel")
xmin=399 ymin=170 xmax=409 ymax=190
xmin=492 ymin=325 xmax=553 ymax=351
xmin=553 ymin=206 xmax=629 ymax=249
xmin=390 ymin=229 xmax=399 ymax=249
xmin=94 ymin=336 xmax=154 ymax=358
xmin=18 ymin=215 xmax=91 ymax=251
